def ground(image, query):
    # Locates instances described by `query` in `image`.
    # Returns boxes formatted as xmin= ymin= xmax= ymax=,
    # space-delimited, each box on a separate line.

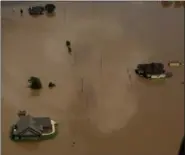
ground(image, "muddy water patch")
xmin=92 ymin=78 xmax=138 ymax=133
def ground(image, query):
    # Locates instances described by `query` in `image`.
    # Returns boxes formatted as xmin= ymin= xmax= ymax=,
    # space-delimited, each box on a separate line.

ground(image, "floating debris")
xmin=168 ymin=61 xmax=184 ymax=67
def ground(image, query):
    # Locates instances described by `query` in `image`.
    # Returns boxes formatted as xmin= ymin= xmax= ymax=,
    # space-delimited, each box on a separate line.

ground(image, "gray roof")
xmin=33 ymin=117 xmax=52 ymax=127
xmin=13 ymin=115 xmax=51 ymax=136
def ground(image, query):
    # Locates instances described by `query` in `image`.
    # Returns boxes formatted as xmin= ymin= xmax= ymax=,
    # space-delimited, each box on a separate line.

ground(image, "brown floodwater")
xmin=1 ymin=2 xmax=184 ymax=155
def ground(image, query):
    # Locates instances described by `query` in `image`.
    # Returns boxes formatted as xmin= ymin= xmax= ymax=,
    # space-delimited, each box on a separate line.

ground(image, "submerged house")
xmin=10 ymin=113 xmax=55 ymax=141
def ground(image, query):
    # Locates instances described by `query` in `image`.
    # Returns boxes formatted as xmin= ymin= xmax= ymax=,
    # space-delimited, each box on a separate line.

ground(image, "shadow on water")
xmin=45 ymin=12 xmax=56 ymax=18
xmin=29 ymin=90 xmax=42 ymax=97
xmin=14 ymin=141 xmax=40 ymax=151
xmin=29 ymin=14 xmax=43 ymax=18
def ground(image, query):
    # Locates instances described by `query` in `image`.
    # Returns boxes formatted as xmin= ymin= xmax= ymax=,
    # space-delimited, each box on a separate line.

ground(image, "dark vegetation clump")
xmin=45 ymin=4 xmax=56 ymax=14
xmin=66 ymin=40 xmax=72 ymax=54
xmin=66 ymin=40 xmax=71 ymax=47
xmin=48 ymin=82 xmax=56 ymax=88
xmin=28 ymin=76 xmax=42 ymax=90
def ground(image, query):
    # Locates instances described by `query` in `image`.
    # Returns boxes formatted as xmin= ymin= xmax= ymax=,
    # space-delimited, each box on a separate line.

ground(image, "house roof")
xmin=14 ymin=115 xmax=51 ymax=135
xmin=138 ymin=63 xmax=164 ymax=74
xmin=33 ymin=117 xmax=52 ymax=127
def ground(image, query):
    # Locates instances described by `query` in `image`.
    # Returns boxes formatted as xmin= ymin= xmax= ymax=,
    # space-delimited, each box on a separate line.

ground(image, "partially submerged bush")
xmin=48 ymin=82 xmax=56 ymax=88
xmin=28 ymin=76 xmax=42 ymax=89
xmin=66 ymin=40 xmax=71 ymax=47
xmin=45 ymin=4 xmax=56 ymax=14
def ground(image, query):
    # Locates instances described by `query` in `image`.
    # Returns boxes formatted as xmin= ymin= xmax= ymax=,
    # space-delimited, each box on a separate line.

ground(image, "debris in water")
xmin=168 ymin=61 xmax=184 ymax=67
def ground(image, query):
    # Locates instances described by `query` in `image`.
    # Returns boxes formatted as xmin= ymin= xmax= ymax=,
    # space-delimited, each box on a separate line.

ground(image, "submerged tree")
xmin=28 ymin=76 xmax=42 ymax=90
xmin=48 ymin=82 xmax=56 ymax=88
xmin=45 ymin=4 xmax=56 ymax=14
